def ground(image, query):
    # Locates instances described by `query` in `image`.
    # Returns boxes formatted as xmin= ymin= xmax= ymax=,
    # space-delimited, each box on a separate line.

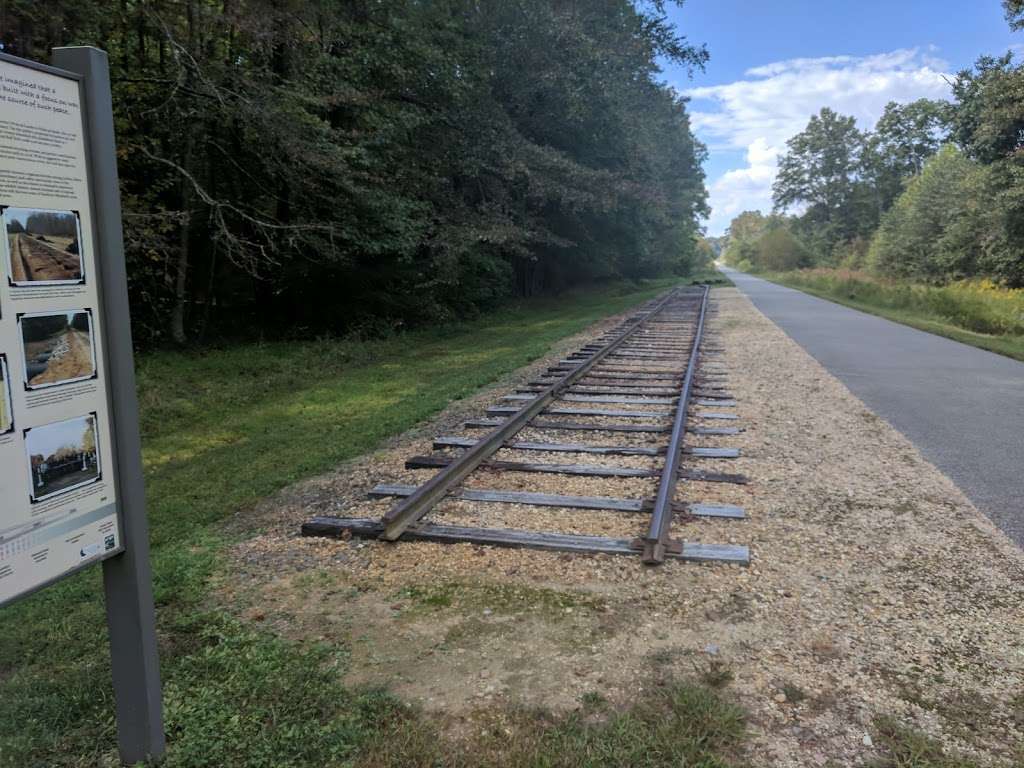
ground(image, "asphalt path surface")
xmin=721 ymin=266 xmax=1024 ymax=548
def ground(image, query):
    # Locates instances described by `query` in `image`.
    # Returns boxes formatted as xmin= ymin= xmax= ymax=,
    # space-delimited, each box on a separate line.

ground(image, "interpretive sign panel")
xmin=0 ymin=54 xmax=122 ymax=605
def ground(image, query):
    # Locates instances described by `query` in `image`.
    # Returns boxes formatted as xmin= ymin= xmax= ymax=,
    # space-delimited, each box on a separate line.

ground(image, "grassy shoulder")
xmin=0 ymin=276 xmax=732 ymax=767
xmin=755 ymin=268 xmax=1024 ymax=363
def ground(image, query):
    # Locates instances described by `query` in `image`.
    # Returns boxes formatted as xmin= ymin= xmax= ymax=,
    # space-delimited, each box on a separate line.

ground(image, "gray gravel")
xmin=722 ymin=266 xmax=1024 ymax=548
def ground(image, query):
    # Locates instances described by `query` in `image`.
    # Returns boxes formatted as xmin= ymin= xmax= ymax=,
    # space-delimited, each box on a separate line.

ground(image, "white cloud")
xmin=705 ymin=139 xmax=780 ymax=229
xmin=684 ymin=47 xmax=953 ymax=235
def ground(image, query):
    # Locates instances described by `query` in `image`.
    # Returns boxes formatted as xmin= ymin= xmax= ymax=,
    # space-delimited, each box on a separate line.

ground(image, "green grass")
xmin=454 ymin=681 xmax=748 ymax=768
xmin=3 ymin=276 xmax=746 ymax=768
xmin=756 ymin=268 xmax=1024 ymax=362
xmin=864 ymin=716 xmax=984 ymax=768
xmin=393 ymin=580 xmax=606 ymax=618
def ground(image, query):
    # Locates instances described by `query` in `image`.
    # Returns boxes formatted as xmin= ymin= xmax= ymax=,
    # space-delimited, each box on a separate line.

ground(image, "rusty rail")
xmin=637 ymin=284 xmax=709 ymax=564
xmin=379 ymin=288 xmax=683 ymax=541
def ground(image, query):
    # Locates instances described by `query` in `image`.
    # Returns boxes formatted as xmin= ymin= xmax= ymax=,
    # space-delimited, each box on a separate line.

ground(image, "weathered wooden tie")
xmin=301 ymin=517 xmax=749 ymax=565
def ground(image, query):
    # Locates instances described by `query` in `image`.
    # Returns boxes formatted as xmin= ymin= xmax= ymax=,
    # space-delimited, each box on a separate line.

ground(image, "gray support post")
xmin=50 ymin=46 xmax=166 ymax=765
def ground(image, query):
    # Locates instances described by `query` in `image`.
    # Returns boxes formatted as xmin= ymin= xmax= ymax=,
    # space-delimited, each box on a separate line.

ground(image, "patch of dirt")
xmin=9 ymin=233 xmax=82 ymax=282
xmin=224 ymin=287 xmax=1024 ymax=767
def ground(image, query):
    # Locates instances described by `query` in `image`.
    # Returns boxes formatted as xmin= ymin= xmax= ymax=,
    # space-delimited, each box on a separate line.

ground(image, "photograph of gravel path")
xmin=19 ymin=310 xmax=96 ymax=389
xmin=232 ymin=287 xmax=1024 ymax=767
xmin=3 ymin=207 xmax=84 ymax=285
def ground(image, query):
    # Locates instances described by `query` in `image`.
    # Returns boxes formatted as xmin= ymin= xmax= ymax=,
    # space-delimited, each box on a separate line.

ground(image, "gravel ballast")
xmin=228 ymin=287 xmax=1024 ymax=767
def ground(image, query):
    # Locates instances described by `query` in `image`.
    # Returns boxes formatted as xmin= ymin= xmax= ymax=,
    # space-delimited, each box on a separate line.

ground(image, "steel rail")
xmin=378 ymin=288 xmax=684 ymax=541
xmin=638 ymin=284 xmax=710 ymax=564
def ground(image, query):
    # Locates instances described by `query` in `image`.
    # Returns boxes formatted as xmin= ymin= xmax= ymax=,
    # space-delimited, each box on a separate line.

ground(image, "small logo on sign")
xmin=104 ymin=535 xmax=115 ymax=551
xmin=79 ymin=541 xmax=101 ymax=559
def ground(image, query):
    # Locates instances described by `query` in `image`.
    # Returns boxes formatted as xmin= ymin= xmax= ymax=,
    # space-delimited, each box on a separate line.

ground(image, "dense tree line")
xmin=3 ymin=1 xmax=709 ymax=345
xmin=723 ymin=11 xmax=1023 ymax=288
xmin=17 ymin=211 xmax=78 ymax=236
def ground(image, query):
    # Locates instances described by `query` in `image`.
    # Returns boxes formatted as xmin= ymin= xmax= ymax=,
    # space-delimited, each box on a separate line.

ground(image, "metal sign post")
xmin=0 ymin=46 xmax=164 ymax=764
xmin=51 ymin=46 xmax=166 ymax=765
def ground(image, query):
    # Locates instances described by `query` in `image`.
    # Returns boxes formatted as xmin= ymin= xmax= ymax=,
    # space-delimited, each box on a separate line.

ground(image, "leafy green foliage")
xmin=861 ymin=99 xmax=950 ymax=215
xmin=949 ymin=52 xmax=1024 ymax=286
xmin=868 ymin=146 xmax=986 ymax=281
xmin=2 ymin=0 xmax=708 ymax=345
xmin=753 ymin=227 xmax=813 ymax=272
xmin=720 ymin=210 xmax=768 ymax=266
xmin=719 ymin=211 xmax=812 ymax=273
xmin=744 ymin=49 xmax=1023 ymax=290
xmin=772 ymin=107 xmax=870 ymax=251
xmin=1004 ymin=0 xmax=1024 ymax=30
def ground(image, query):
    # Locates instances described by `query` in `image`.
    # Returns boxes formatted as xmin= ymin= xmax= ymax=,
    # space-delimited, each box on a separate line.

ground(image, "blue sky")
xmin=25 ymin=415 xmax=94 ymax=458
xmin=659 ymin=1 xmax=1021 ymax=234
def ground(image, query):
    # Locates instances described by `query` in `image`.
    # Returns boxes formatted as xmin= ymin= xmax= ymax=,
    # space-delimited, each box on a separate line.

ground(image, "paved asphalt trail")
xmin=720 ymin=267 xmax=1024 ymax=548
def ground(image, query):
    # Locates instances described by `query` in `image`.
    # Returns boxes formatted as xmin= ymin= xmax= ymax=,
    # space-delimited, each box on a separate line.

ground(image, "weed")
xmin=579 ymin=691 xmax=608 ymax=710
xmin=865 ymin=716 xmax=983 ymax=768
xmin=782 ymin=683 xmax=807 ymax=704
xmin=463 ymin=680 xmax=747 ymax=768
xmin=397 ymin=581 xmax=604 ymax=618
xmin=648 ymin=647 xmax=684 ymax=668
xmin=395 ymin=584 xmax=456 ymax=608
xmin=696 ymin=659 xmax=735 ymax=690
xmin=443 ymin=617 xmax=506 ymax=646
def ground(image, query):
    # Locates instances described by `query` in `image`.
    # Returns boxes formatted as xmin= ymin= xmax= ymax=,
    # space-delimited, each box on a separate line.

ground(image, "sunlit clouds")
xmin=684 ymin=48 xmax=952 ymax=234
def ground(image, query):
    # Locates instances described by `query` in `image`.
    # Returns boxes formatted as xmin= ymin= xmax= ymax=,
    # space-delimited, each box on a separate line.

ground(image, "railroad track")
xmin=11 ymin=234 xmax=81 ymax=282
xmin=303 ymin=286 xmax=749 ymax=565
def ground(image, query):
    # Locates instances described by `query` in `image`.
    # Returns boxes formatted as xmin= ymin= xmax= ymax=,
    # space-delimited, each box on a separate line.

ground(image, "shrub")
xmin=754 ymin=228 xmax=814 ymax=271
xmin=774 ymin=269 xmax=1024 ymax=336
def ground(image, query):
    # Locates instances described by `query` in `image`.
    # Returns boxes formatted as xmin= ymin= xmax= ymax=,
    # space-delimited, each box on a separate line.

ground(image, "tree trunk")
xmin=171 ymin=0 xmax=197 ymax=345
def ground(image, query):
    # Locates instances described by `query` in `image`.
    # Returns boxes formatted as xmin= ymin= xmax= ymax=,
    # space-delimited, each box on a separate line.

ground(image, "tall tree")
xmin=772 ymin=107 xmax=867 ymax=250
xmin=950 ymin=53 xmax=1024 ymax=285
xmin=868 ymin=146 xmax=986 ymax=281
xmin=861 ymin=99 xmax=950 ymax=215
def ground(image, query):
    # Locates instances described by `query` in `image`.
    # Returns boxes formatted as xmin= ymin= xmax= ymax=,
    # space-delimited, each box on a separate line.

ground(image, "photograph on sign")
xmin=0 ymin=355 xmax=13 ymax=434
xmin=24 ymin=413 xmax=102 ymax=503
xmin=3 ymin=206 xmax=85 ymax=286
xmin=18 ymin=310 xmax=97 ymax=390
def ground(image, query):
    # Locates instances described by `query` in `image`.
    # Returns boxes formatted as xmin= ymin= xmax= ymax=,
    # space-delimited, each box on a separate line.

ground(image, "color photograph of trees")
xmin=25 ymin=414 xmax=100 ymax=502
